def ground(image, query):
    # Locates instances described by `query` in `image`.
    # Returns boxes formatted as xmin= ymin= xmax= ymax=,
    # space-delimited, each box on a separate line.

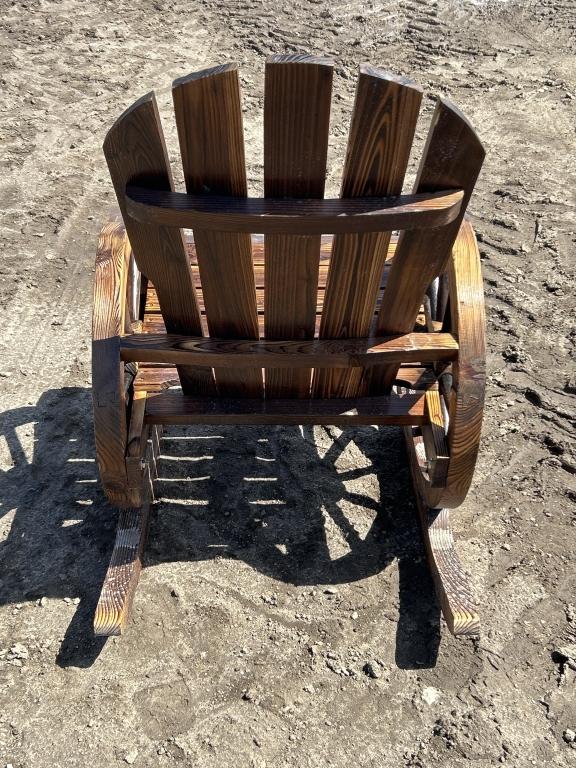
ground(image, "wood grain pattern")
xmin=144 ymin=391 xmax=426 ymax=426
xmin=173 ymin=64 xmax=262 ymax=396
xmin=119 ymin=332 xmax=458 ymax=367
xmin=135 ymin=363 xmax=436 ymax=394
xmin=370 ymin=98 xmax=485 ymax=393
xmin=441 ymin=220 xmax=486 ymax=506
xmin=405 ymin=221 xmax=486 ymax=508
xmin=422 ymin=388 xmax=450 ymax=487
xmin=125 ymin=186 xmax=463 ymax=234
xmin=92 ymin=217 xmax=134 ymax=507
xmin=95 ymin=63 xmax=487 ymax=640
xmin=408 ymin=483 xmax=480 ymax=636
xmin=264 ymin=55 xmax=333 ymax=396
xmin=93 ymin=465 xmax=152 ymax=636
xmin=103 ymin=92 xmax=214 ymax=395
xmin=314 ymin=66 xmax=422 ymax=397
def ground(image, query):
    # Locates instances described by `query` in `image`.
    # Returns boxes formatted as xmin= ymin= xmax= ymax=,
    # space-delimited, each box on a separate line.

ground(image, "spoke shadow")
xmin=0 ymin=387 xmax=440 ymax=670
xmin=0 ymin=388 xmax=110 ymax=668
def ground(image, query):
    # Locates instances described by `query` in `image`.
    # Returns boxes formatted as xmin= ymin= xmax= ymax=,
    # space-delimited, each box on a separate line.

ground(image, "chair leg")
xmin=412 ymin=488 xmax=480 ymax=637
xmin=93 ymin=467 xmax=152 ymax=636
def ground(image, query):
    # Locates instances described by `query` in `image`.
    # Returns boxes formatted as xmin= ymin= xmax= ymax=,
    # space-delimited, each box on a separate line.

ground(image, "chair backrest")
xmin=103 ymin=55 xmax=484 ymax=400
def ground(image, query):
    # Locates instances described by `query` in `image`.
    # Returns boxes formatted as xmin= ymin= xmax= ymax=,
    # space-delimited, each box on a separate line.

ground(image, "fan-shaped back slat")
xmin=263 ymin=54 xmax=333 ymax=397
xmin=103 ymin=93 xmax=215 ymax=395
xmin=313 ymin=66 xmax=422 ymax=399
xmin=369 ymin=98 xmax=485 ymax=394
xmin=173 ymin=65 xmax=262 ymax=397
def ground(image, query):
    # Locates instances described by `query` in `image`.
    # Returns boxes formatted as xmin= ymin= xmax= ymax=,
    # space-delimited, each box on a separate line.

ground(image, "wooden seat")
xmin=92 ymin=57 xmax=486 ymax=639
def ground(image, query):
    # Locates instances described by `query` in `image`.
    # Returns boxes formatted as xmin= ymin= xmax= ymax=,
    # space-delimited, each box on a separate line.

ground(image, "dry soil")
xmin=0 ymin=1 xmax=575 ymax=767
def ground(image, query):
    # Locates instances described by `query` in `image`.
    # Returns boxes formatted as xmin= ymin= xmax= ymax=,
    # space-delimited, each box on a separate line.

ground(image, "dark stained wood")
xmin=407 ymin=484 xmax=480 ymax=636
xmin=92 ymin=217 xmax=134 ymax=508
xmin=186 ymin=233 xmax=339 ymax=264
xmin=405 ymin=221 xmax=486 ymax=509
xmin=125 ymin=187 xmax=464 ymax=234
xmin=103 ymin=92 xmax=214 ymax=395
xmin=441 ymin=220 xmax=486 ymax=506
xmin=94 ymin=63 xmax=487 ymax=640
xmin=145 ymin=391 xmax=426 ymax=426
xmin=119 ymin=332 xmax=458 ymax=367
xmin=422 ymin=388 xmax=450 ymax=487
xmin=93 ymin=465 xmax=153 ymax=636
xmin=134 ymin=363 xmax=437 ymax=394
xmin=369 ymin=98 xmax=485 ymax=394
xmin=314 ymin=66 xmax=423 ymax=398
xmin=173 ymin=64 xmax=262 ymax=397
xmin=264 ymin=54 xmax=333 ymax=396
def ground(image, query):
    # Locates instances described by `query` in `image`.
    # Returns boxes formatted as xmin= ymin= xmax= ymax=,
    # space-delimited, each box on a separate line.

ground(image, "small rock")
xmin=124 ymin=748 xmax=138 ymax=764
xmin=351 ymin=611 xmax=359 ymax=620
xmin=563 ymin=728 xmax=576 ymax=743
xmin=63 ymin=597 xmax=72 ymax=604
xmin=363 ymin=661 xmax=381 ymax=679
xmin=38 ymin=597 xmax=47 ymax=607
xmin=72 ymin=597 xmax=80 ymax=605
xmin=242 ymin=688 xmax=258 ymax=703
xmin=503 ymin=345 xmax=531 ymax=365
xmin=324 ymin=587 xmax=339 ymax=595
xmin=422 ymin=686 xmax=441 ymax=705
xmin=501 ymin=543 xmax=511 ymax=551
xmin=170 ymin=588 xmax=180 ymax=598
xmin=8 ymin=643 xmax=29 ymax=660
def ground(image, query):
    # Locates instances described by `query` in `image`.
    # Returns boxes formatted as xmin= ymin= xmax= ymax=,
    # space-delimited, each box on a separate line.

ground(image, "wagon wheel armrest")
xmin=442 ymin=219 xmax=487 ymax=508
xmin=92 ymin=214 xmax=135 ymax=507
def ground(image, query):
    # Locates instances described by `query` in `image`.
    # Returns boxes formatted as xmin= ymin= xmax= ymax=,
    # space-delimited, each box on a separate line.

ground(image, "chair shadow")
xmin=0 ymin=387 xmax=440 ymax=670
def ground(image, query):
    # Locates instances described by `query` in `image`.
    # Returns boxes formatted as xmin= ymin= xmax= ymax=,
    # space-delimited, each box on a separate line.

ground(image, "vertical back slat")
xmin=369 ymin=98 xmax=485 ymax=394
xmin=264 ymin=54 xmax=333 ymax=397
xmin=173 ymin=64 xmax=262 ymax=397
xmin=103 ymin=93 xmax=214 ymax=395
xmin=313 ymin=66 xmax=422 ymax=398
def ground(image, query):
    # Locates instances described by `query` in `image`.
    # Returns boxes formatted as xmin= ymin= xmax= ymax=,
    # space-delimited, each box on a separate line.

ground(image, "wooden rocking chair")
xmin=92 ymin=56 xmax=486 ymax=638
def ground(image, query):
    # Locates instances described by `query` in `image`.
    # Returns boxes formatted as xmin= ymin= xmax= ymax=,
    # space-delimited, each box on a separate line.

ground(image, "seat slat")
xmin=145 ymin=283 xmax=390 ymax=315
xmin=103 ymin=92 xmax=215 ymax=395
xmin=183 ymin=233 xmax=398 ymax=265
xmin=134 ymin=363 xmax=437 ymax=394
xmin=144 ymin=391 xmax=426 ymax=426
xmin=264 ymin=54 xmax=333 ymax=397
xmin=370 ymin=99 xmax=485 ymax=394
xmin=147 ymin=262 xmax=390 ymax=298
xmin=173 ymin=64 xmax=262 ymax=397
xmin=314 ymin=67 xmax=423 ymax=398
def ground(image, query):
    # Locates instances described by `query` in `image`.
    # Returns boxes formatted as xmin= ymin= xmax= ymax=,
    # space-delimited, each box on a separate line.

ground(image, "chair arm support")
xmin=92 ymin=215 xmax=135 ymax=507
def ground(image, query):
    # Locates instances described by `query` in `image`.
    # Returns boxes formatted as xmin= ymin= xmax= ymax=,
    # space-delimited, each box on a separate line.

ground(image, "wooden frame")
xmin=92 ymin=59 xmax=486 ymax=640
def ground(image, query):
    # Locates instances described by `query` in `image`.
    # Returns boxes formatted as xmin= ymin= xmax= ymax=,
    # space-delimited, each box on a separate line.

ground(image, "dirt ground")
xmin=0 ymin=0 xmax=575 ymax=766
